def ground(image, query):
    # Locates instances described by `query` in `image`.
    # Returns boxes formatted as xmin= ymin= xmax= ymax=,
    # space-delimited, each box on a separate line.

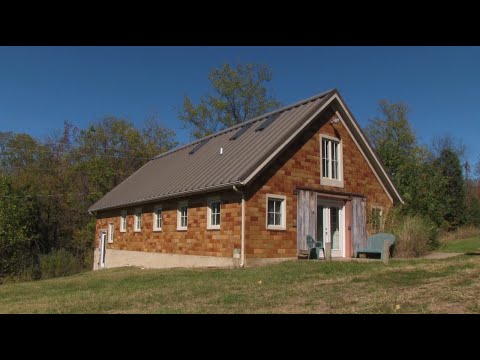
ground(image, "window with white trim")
xmin=120 ymin=210 xmax=127 ymax=232
xmin=320 ymin=135 xmax=343 ymax=187
xmin=154 ymin=206 xmax=162 ymax=231
xmin=207 ymin=199 xmax=221 ymax=230
xmin=371 ymin=207 xmax=383 ymax=234
xmin=134 ymin=208 xmax=142 ymax=232
xmin=108 ymin=222 xmax=114 ymax=243
xmin=177 ymin=201 xmax=188 ymax=230
xmin=266 ymin=194 xmax=286 ymax=230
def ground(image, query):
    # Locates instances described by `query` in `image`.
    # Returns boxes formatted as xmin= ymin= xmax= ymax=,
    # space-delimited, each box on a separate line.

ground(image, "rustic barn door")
xmin=297 ymin=190 xmax=317 ymax=256
xmin=351 ymin=196 xmax=367 ymax=257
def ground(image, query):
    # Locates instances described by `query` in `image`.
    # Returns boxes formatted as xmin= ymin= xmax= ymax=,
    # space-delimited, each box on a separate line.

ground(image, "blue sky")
xmin=1 ymin=46 xmax=479 ymax=166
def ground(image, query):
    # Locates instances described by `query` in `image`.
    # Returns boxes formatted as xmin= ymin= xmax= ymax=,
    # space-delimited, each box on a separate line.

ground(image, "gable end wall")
xmin=244 ymin=109 xmax=392 ymax=258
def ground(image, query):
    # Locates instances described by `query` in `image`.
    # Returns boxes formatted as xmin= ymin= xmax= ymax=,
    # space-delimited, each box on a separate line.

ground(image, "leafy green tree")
xmin=365 ymin=100 xmax=426 ymax=205
xmin=72 ymin=116 xmax=177 ymax=203
xmin=178 ymin=63 xmax=281 ymax=138
xmin=0 ymin=117 xmax=177 ymax=280
xmin=364 ymin=102 xmax=467 ymax=231
xmin=432 ymin=148 xmax=466 ymax=230
xmin=464 ymin=194 xmax=480 ymax=227
xmin=0 ymin=177 xmax=38 ymax=279
xmin=430 ymin=134 xmax=467 ymax=163
xmin=67 ymin=117 xmax=177 ymax=265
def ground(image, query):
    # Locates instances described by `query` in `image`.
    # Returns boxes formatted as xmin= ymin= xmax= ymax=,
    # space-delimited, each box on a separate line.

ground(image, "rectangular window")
xmin=108 ymin=223 xmax=114 ymax=243
xmin=320 ymin=134 xmax=343 ymax=187
xmin=266 ymin=194 xmax=286 ymax=230
xmin=134 ymin=208 xmax=142 ymax=232
xmin=207 ymin=199 xmax=221 ymax=230
xmin=177 ymin=201 xmax=188 ymax=230
xmin=371 ymin=207 xmax=383 ymax=234
xmin=120 ymin=210 xmax=127 ymax=232
xmin=154 ymin=206 xmax=162 ymax=231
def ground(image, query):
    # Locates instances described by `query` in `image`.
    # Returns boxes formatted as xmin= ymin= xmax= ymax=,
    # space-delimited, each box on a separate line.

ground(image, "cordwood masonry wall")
xmin=96 ymin=190 xmax=242 ymax=258
xmin=95 ymin=110 xmax=392 ymax=264
xmin=243 ymin=111 xmax=392 ymax=259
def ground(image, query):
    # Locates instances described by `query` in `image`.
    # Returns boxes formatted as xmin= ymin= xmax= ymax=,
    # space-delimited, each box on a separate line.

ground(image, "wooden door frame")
xmin=317 ymin=198 xmax=346 ymax=258
xmin=99 ymin=230 xmax=107 ymax=269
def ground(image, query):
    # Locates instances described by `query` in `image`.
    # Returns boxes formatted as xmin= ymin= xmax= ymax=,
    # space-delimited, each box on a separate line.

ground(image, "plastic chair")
xmin=316 ymin=239 xmax=325 ymax=259
xmin=306 ymin=235 xmax=325 ymax=260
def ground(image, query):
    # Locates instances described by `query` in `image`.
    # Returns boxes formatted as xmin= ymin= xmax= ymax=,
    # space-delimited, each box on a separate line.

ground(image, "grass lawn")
xmin=437 ymin=235 xmax=480 ymax=254
xmin=1 ymin=253 xmax=480 ymax=313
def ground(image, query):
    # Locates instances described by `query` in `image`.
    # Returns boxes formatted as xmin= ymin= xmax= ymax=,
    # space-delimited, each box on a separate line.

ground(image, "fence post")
xmin=325 ymin=242 xmax=332 ymax=261
xmin=383 ymin=239 xmax=390 ymax=264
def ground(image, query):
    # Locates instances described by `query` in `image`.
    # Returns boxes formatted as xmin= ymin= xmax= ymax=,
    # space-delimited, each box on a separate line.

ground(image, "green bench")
xmin=356 ymin=233 xmax=395 ymax=259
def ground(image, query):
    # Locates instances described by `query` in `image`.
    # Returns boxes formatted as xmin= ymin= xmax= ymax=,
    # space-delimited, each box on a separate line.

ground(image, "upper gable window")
xmin=320 ymin=134 xmax=344 ymax=188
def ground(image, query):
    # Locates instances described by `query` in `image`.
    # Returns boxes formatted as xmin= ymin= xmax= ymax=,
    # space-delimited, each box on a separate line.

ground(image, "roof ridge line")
xmin=152 ymin=88 xmax=336 ymax=161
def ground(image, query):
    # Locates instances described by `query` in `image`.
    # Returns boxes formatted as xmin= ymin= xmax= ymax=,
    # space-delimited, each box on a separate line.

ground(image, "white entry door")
xmin=99 ymin=231 xmax=107 ymax=269
xmin=317 ymin=200 xmax=345 ymax=257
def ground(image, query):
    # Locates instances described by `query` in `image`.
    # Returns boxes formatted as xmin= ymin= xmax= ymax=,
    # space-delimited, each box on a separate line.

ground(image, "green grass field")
xmin=1 ymin=239 xmax=480 ymax=313
xmin=438 ymin=235 xmax=480 ymax=254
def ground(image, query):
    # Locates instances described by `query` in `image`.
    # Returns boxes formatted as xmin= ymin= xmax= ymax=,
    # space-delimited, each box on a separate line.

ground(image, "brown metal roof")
xmin=89 ymin=90 xmax=335 ymax=212
xmin=89 ymin=88 xmax=403 ymax=212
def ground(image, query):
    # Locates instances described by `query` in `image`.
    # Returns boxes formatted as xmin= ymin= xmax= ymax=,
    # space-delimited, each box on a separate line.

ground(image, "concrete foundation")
xmin=93 ymin=248 xmax=296 ymax=270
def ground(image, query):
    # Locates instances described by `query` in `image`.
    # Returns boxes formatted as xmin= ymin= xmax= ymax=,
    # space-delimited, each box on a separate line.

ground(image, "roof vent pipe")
xmin=220 ymin=147 xmax=223 ymax=155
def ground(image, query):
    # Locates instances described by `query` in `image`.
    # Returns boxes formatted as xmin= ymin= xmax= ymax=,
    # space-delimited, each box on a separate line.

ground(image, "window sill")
xmin=267 ymin=226 xmax=286 ymax=231
xmin=120 ymin=230 xmax=126 ymax=233
xmin=207 ymin=226 xmax=220 ymax=231
xmin=153 ymin=228 xmax=162 ymax=232
xmin=320 ymin=178 xmax=344 ymax=188
xmin=134 ymin=229 xmax=142 ymax=233
xmin=177 ymin=228 xmax=187 ymax=231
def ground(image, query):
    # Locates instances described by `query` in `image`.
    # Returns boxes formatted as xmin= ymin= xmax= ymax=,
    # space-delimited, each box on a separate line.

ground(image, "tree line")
xmin=0 ymin=118 xmax=177 ymax=280
xmin=1 ymin=63 xmax=479 ymax=281
xmin=365 ymin=100 xmax=480 ymax=233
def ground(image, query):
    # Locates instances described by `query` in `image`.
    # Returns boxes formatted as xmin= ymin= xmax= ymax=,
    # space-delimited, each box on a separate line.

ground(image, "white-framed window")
xmin=177 ymin=201 xmax=188 ymax=231
xmin=120 ymin=210 xmax=127 ymax=232
xmin=207 ymin=198 xmax=221 ymax=230
xmin=154 ymin=205 xmax=162 ymax=231
xmin=134 ymin=208 xmax=142 ymax=232
xmin=320 ymin=134 xmax=344 ymax=187
xmin=108 ymin=223 xmax=114 ymax=243
xmin=371 ymin=206 xmax=384 ymax=234
xmin=266 ymin=194 xmax=286 ymax=230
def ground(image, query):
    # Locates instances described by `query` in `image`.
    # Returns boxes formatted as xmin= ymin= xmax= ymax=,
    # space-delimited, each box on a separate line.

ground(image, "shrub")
xmin=69 ymin=221 xmax=96 ymax=270
xmin=0 ymin=266 xmax=38 ymax=284
xmin=389 ymin=215 xmax=438 ymax=258
xmin=39 ymin=249 xmax=83 ymax=279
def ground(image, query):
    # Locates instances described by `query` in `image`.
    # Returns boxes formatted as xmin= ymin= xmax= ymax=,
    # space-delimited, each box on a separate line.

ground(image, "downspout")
xmin=233 ymin=185 xmax=245 ymax=267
